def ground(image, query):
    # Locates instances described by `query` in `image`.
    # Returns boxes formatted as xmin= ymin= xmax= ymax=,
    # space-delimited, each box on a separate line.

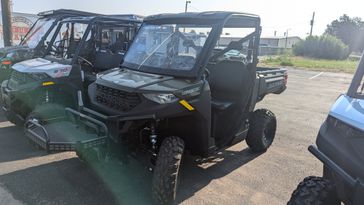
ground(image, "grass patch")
xmin=259 ymin=55 xmax=359 ymax=73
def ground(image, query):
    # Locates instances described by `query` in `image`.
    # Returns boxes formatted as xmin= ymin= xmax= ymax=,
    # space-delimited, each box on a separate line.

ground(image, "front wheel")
xmin=288 ymin=176 xmax=340 ymax=205
xmin=152 ymin=136 xmax=185 ymax=205
xmin=246 ymin=109 xmax=277 ymax=152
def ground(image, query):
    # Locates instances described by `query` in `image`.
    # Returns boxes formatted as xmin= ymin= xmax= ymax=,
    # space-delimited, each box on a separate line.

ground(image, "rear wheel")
xmin=246 ymin=109 xmax=276 ymax=152
xmin=288 ymin=176 xmax=340 ymax=205
xmin=152 ymin=136 xmax=185 ymax=205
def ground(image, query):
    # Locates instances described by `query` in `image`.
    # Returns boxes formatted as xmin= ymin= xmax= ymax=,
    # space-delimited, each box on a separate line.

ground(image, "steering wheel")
xmin=49 ymin=39 xmax=69 ymax=56
xmin=77 ymin=56 xmax=93 ymax=68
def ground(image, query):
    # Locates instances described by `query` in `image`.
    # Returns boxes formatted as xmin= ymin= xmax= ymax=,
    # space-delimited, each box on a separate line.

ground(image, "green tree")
xmin=325 ymin=14 xmax=364 ymax=52
xmin=293 ymin=35 xmax=350 ymax=60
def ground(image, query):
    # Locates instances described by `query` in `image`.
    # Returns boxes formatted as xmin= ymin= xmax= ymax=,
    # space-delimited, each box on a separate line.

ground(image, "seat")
xmin=94 ymin=50 xmax=124 ymax=72
xmin=207 ymin=60 xmax=254 ymax=110
xmin=206 ymin=59 xmax=255 ymax=145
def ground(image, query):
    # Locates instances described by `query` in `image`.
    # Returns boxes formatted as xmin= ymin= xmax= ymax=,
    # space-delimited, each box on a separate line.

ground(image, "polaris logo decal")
xmin=53 ymin=67 xmax=72 ymax=78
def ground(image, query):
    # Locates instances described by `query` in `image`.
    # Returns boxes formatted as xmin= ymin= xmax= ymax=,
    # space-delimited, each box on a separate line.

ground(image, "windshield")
xmin=46 ymin=22 xmax=90 ymax=59
xmin=21 ymin=17 xmax=56 ymax=49
xmin=123 ymin=24 xmax=212 ymax=74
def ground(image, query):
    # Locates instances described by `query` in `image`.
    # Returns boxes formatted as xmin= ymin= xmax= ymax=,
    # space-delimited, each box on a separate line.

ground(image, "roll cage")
xmin=42 ymin=16 xmax=141 ymax=64
xmin=348 ymin=54 xmax=364 ymax=99
xmin=122 ymin=11 xmax=261 ymax=79
xmin=20 ymin=9 xmax=101 ymax=48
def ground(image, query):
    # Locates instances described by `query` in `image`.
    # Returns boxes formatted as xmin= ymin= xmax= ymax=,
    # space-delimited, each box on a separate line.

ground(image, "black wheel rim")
xmin=262 ymin=123 xmax=274 ymax=147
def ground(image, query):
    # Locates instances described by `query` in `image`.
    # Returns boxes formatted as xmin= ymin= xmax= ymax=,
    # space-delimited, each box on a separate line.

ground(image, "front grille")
xmin=10 ymin=70 xmax=32 ymax=84
xmin=8 ymin=70 xmax=31 ymax=89
xmin=8 ymin=70 xmax=47 ymax=89
xmin=95 ymin=84 xmax=141 ymax=112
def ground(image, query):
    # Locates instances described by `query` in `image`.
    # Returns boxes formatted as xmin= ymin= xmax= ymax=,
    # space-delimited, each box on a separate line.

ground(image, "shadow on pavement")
xmin=176 ymin=148 xmax=262 ymax=204
xmin=0 ymin=107 xmax=262 ymax=204
xmin=0 ymin=141 xmax=261 ymax=205
xmin=0 ymin=124 xmax=46 ymax=163
xmin=0 ymin=158 xmax=120 ymax=205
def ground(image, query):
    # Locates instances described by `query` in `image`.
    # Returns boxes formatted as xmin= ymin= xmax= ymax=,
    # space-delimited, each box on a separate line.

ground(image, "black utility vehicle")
xmin=1 ymin=15 xmax=141 ymax=125
xmin=288 ymin=54 xmax=364 ymax=205
xmin=25 ymin=11 xmax=287 ymax=204
xmin=0 ymin=9 xmax=101 ymax=83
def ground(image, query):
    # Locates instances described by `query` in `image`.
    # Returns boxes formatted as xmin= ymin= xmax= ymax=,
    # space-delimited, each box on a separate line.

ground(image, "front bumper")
xmin=314 ymin=116 xmax=364 ymax=204
xmin=25 ymin=107 xmax=108 ymax=153
xmin=310 ymin=145 xmax=364 ymax=205
xmin=0 ymin=66 xmax=12 ymax=84
xmin=1 ymin=80 xmax=11 ymax=111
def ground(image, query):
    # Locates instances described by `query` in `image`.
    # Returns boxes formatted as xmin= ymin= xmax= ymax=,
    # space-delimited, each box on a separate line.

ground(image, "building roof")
xmin=261 ymin=36 xmax=302 ymax=40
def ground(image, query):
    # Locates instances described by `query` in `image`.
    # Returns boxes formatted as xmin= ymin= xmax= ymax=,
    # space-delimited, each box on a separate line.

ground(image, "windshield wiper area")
xmin=137 ymin=32 xmax=175 ymax=70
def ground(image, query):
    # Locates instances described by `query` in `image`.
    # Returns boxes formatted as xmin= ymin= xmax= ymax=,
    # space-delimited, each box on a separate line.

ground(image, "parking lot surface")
xmin=0 ymin=68 xmax=353 ymax=205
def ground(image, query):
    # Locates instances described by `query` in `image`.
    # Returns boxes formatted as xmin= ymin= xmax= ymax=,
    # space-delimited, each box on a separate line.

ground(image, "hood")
xmin=12 ymin=58 xmax=72 ymax=78
xmin=98 ymin=68 xmax=197 ymax=93
xmin=330 ymin=95 xmax=364 ymax=132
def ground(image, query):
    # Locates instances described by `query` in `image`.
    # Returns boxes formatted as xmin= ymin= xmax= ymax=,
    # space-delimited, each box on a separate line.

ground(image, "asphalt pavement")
xmin=0 ymin=68 xmax=354 ymax=205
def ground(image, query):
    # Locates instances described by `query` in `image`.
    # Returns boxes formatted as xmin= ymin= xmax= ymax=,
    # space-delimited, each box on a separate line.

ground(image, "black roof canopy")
xmin=144 ymin=11 xmax=260 ymax=28
xmin=61 ymin=15 xmax=142 ymax=24
xmin=37 ymin=9 xmax=100 ymax=18
xmin=38 ymin=9 xmax=144 ymax=22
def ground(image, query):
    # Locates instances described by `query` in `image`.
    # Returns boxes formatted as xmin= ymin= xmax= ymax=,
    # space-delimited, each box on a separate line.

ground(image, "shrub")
xmin=293 ymin=35 xmax=350 ymax=60
xmin=280 ymin=58 xmax=294 ymax=66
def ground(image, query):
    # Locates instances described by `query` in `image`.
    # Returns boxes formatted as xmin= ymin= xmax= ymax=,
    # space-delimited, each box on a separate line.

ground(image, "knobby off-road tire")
xmin=246 ymin=109 xmax=277 ymax=152
xmin=152 ymin=136 xmax=185 ymax=205
xmin=288 ymin=176 xmax=340 ymax=205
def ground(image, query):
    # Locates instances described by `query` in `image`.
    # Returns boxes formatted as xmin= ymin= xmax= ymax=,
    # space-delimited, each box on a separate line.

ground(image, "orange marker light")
xmin=2 ymin=60 xmax=11 ymax=65
xmin=42 ymin=81 xmax=55 ymax=86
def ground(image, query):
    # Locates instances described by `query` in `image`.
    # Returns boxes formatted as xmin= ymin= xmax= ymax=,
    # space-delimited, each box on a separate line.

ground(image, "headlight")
xmin=143 ymin=93 xmax=178 ymax=104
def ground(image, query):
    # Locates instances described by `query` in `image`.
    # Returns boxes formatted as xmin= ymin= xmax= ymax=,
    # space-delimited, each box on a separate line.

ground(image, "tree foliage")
xmin=293 ymin=35 xmax=350 ymax=60
xmin=325 ymin=14 xmax=364 ymax=52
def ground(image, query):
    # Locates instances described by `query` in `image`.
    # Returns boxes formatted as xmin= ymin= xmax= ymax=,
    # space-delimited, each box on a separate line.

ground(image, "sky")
xmin=11 ymin=0 xmax=364 ymax=38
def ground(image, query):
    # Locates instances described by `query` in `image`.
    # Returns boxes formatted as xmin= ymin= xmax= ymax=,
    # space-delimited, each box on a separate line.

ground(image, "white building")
xmin=0 ymin=11 xmax=37 ymax=47
xmin=216 ymin=35 xmax=301 ymax=49
xmin=260 ymin=36 xmax=302 ymax=48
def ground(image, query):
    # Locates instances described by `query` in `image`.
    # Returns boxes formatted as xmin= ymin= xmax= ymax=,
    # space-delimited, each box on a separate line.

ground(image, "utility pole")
xmin=1 ymin=0 xmax=12 ymax=46
xmin=183 ymin=1 xmax=191 ymax=33
xmin=309 ymin=12 xmax=315 ymax=36
xmin=185 ymin=0 xmax=191 ymax=13
xmin=285 ymin=28 xmax=291 ymax=48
